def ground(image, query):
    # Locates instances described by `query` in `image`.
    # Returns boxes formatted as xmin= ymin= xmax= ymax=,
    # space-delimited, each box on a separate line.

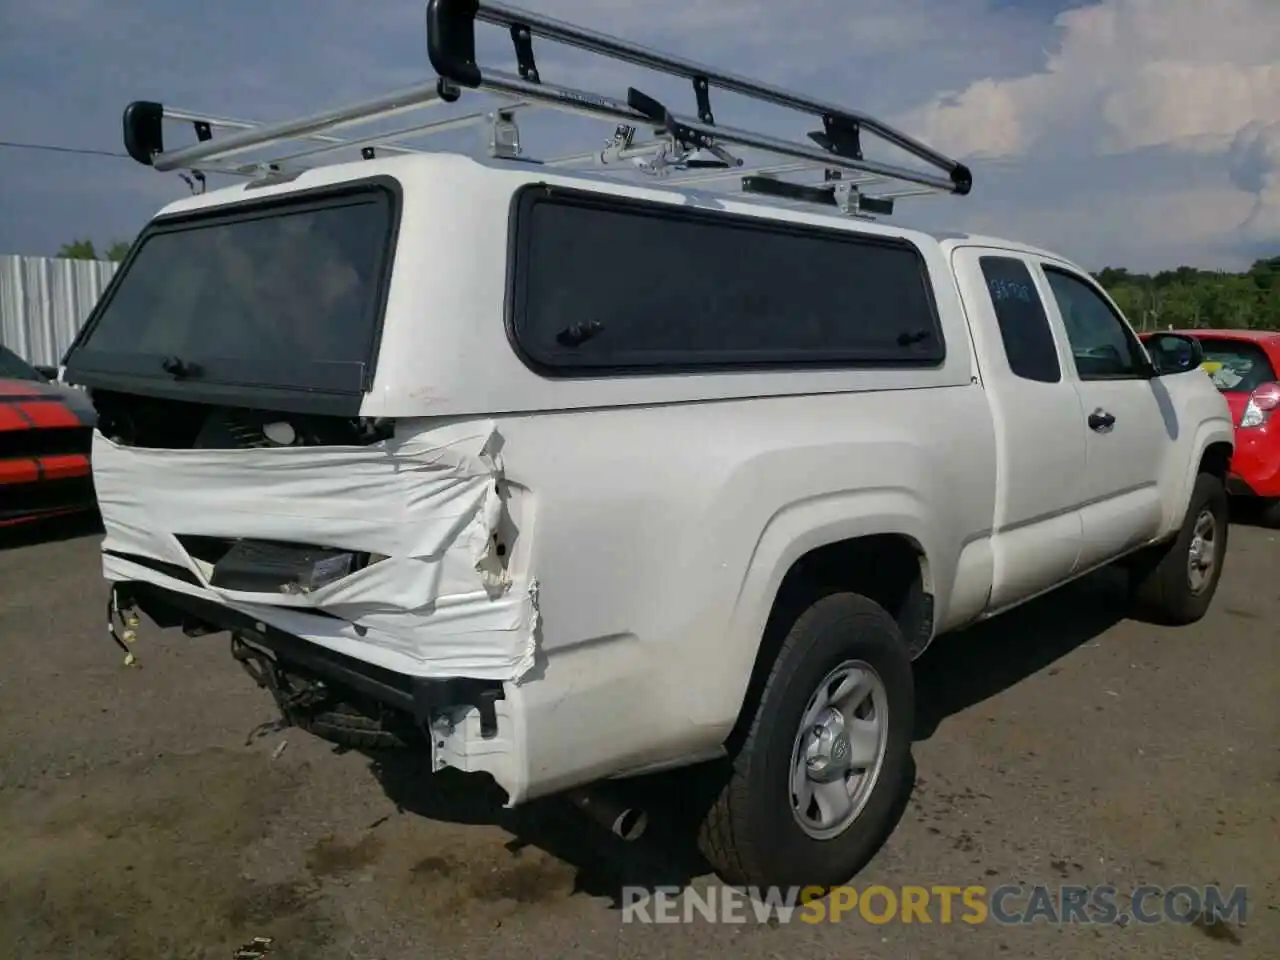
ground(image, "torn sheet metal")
xmin=91 ymin=419 xmax=538 ymax=681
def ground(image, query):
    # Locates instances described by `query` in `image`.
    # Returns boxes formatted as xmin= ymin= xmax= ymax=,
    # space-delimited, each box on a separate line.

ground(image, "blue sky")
xmin=0 ymin=0 xmax=1276 ymax=272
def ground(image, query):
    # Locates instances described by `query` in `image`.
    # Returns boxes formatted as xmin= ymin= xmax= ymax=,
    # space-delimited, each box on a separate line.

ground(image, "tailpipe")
xmin=567 ymin=786 xmax=649 ymax=841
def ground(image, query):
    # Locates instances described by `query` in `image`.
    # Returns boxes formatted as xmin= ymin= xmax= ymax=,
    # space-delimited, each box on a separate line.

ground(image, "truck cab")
xmin=946 ymin=239 xmax=1234 ymax=613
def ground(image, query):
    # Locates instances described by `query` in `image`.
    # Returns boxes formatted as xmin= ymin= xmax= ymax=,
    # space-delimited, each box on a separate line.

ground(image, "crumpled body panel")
xmin=92 ymin=418 xmax=538 ymax=681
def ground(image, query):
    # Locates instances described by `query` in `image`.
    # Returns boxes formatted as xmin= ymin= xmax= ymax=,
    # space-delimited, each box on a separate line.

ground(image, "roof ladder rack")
xmin=424 ymin=0 xmax=972 ymax=216
xmin=119 ymin=0 xmax=972 ymax=217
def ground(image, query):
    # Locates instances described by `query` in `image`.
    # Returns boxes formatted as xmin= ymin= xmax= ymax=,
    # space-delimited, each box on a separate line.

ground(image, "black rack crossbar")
xmin=426 ymin=0 xmax=973 ymax=197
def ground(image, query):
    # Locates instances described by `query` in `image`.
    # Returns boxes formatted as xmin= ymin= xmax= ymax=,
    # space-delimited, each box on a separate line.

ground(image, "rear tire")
xmin=1128 ymin=471 xmax=1228 ymax=625
xmin=697 ymin=591 xmax=914 ymax=890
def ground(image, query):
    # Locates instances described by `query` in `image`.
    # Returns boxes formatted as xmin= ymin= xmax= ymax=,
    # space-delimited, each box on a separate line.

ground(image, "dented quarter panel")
xmin=479 ymin=385 xmax=999 ymax=798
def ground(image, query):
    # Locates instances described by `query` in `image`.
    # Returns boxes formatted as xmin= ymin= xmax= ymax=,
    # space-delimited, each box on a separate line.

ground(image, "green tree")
xmin=1095 ymin=257 xmax=1280 ymax=331
xmin=56 ymin=239 xmax=131 ymax=262
xmin=57 ymin=239 xmax=98 ymax=260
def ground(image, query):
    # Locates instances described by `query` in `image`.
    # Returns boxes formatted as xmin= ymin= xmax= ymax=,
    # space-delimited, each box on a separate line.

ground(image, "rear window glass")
xmin=978 ymin=256 xmax=1060 ymax=383
xmin=509 ymin=188 xmax=944 ymax=373
xmin=1198 ymin=339 xmax=1277 ymax=393
xmin=70 ymin=183 xmax=396 ymax=396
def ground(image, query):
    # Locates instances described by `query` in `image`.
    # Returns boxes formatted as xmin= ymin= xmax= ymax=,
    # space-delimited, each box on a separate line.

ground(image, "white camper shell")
xmin=63 ymin=0 xmax=1235 ymax=890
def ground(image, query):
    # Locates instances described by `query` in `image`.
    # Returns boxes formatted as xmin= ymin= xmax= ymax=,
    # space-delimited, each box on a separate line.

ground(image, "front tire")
xmin=1128 ymin=471 xmax=1229 ymax=625
xmin=697 ymin=591 xmax=915 ymax=890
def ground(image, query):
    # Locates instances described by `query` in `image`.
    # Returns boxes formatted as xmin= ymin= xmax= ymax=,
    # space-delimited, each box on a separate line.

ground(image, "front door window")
xmin=1043 ymin=268 xmax=1145 ymax=380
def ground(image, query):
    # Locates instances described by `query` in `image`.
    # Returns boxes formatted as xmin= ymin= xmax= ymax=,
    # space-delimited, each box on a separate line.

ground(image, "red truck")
xmin=1141 ymin=329 xmax=1280 ymax=524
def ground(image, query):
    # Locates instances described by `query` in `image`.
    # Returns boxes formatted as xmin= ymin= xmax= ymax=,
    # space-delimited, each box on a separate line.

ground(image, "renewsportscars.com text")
xmin=620 ymin=883 xmax=1249 ymax=927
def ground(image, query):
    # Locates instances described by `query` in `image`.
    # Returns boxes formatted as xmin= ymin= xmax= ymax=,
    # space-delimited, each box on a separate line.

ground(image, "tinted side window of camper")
xmin=507 ymin=186 xmax=945 ymax=375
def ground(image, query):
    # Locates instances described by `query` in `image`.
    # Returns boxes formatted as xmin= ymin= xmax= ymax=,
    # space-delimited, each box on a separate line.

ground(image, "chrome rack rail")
xmin=120 ymin=0 xmax=973 ymax=217
xmin=120 ymin=85 xmax=529 ymax=185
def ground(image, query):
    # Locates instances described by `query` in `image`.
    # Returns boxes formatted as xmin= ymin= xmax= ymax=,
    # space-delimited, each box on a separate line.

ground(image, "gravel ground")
xmin=1 ymin=514 xmax=1276 ymax=959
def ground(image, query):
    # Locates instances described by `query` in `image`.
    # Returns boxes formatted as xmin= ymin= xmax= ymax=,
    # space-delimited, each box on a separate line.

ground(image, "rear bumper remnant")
xmin=90 ymin=418 xmax=539 ymax=682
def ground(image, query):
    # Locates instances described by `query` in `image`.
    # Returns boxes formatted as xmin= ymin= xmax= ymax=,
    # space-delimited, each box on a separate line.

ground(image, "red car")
xmin=1142 ymin=329 xmax=1280 ymax=524
xmin=0 ymin=344 xmax=98 ymax=528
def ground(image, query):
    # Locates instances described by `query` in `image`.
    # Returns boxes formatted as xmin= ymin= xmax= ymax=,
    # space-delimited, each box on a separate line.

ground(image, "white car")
xmin=62 ymin=0 xmax=1235 ymax=890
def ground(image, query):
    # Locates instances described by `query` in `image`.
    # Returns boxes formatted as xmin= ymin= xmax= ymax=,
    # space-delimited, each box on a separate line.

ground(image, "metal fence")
xmin=0 ymin=255 xmax=118 ymax=368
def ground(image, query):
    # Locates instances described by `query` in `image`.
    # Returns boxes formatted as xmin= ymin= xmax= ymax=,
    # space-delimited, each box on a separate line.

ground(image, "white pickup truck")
xmin=62 ymin=1 xmax=1235 ymax=891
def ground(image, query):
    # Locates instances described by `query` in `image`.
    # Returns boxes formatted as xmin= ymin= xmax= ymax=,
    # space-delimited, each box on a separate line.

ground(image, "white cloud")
xmin=1101 ymin=63 xmax=1280 ymax=154
xmin=964 ymin=179 xmax=1256 ymax=268
xmin=1229 ymin=120 xmax=1280 ymax=243
xmin=904 ymin=0 xmax=1280 ymax=158
xmin=896 ymin=0 xmax=1280 ymax=263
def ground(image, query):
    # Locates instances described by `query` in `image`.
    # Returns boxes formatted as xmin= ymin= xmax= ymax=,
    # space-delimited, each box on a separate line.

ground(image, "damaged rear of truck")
xmin=66 ymin=170 xmax=542 ymax=760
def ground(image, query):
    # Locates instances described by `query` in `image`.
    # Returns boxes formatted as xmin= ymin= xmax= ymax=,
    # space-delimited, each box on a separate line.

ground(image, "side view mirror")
xmin=1144 ymin=333 xmax=1205 ymax=376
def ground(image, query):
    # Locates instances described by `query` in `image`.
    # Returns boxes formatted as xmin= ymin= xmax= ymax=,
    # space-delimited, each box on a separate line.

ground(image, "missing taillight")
xmin=208 ymin=539 xmax=359 ymax=594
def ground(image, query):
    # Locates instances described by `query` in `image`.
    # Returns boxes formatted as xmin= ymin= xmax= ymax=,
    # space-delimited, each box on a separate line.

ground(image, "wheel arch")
xmin=1163 ymin=422 xmax=1234 ymax=535
xmin=1198 ymin=439 xmax=1233 ymax=481
xmin=724 ymin=529 xmax=932 ymax=754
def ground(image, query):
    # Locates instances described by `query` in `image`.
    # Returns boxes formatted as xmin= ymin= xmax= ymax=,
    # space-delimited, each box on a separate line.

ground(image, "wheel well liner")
xmin=726 ymin=533 xmax=931 ymax=752
xmin=1198 ymin=441 xmax=1232 ymax=480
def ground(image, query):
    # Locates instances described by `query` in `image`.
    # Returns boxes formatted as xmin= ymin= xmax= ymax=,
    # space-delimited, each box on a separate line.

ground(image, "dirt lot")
xmin=1 ymin=516 xmax=1276 ymax=959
